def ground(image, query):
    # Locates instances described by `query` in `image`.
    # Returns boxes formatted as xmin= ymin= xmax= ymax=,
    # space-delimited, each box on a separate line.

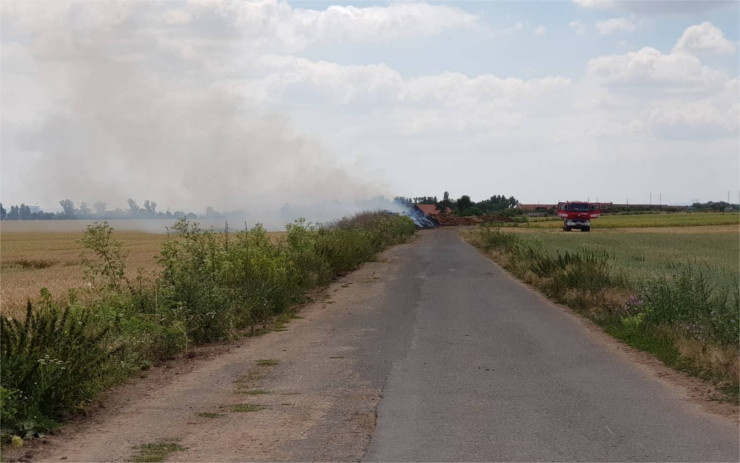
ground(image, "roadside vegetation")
xmin=0 ymin=213 xmax=415 ymax=442
xmin=467 ymin=220 xmax=739 ymax=401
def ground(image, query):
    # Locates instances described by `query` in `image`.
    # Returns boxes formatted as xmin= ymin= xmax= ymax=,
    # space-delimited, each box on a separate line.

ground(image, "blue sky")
xmin=1 ymin=0 xmax=738 ymax=217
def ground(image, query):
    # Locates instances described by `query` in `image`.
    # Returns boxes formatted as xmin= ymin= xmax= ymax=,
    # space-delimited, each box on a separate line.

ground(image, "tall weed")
xmin=0 ymin=296 xmax=118 ymax=434
xmin=642 ymin=267 xmax=739 ymax=345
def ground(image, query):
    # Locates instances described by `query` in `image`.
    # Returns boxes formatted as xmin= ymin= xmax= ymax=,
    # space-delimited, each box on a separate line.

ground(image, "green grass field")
xmin=526 ymin=211 xmax=739 ymax=229
xmin=511 ymin=228 xmax=739 ymax=291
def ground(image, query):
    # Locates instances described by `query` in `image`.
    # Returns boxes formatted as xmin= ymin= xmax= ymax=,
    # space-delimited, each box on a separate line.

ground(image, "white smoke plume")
xmin=1 ymin=1 xmax=390 ymax=224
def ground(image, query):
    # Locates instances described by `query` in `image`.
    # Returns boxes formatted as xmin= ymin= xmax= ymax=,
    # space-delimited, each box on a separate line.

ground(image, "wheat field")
xmin=1 ymin=222 xmax=286 ymax=319
xmin=1 ymin=230 xmax=165 ymax=318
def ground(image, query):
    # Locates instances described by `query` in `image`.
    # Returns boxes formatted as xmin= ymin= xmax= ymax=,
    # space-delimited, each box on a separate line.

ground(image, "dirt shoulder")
xmin=7 ymin=239 xmax=413 ymax=463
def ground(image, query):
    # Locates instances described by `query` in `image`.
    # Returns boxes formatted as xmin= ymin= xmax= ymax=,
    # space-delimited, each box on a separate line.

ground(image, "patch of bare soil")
xmin=6 ymin=241 xmax=412 ymax=463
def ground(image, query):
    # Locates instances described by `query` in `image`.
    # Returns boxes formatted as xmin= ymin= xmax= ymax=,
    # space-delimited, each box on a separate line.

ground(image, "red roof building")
xmin=416 ymin=204 xmax=452 ymax=217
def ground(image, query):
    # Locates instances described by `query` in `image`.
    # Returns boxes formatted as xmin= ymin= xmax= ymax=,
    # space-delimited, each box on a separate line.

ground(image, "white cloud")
xmin=244 ymin=49 xmax=731 ymax=147
xmin=584 ymin=47 xmax=737 ymax=139
xmin=2 ymin=1 xmax=480 ymax=59
xmin=568 ymin=20 xmax=587 ymax=35
xmin=247 ymin=55 xmax=572 ymax=112
xmin=573 ymin=0 xmax=614 ymax=9
xmin=534 ymin=25 xmax=547 ymax=36
xmin=573 ymin=0 xmax=735 ymax=15
xmin=248 ymin=56 xmax=404 ymax=105
xmin=586 ymin=47 xmax=728 ymax=88
xmin=182 ymin=0 xmax=480 ymax=52
xmin=638 ymin=99 xmax=737 ymax=133
xmin=162 ymin=9 xmax=192 ymax=25
xmin=595 ymin=16 xmax=651 ymax=35
xmin=673 ymin=22 xmax=736 ymax=54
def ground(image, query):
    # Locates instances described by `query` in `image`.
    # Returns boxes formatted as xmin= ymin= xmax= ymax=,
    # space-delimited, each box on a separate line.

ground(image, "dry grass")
xmin=674 ymin=334 xmax=740 ymax=382
xmin=0 ymin=225 xmax=286 ymax=319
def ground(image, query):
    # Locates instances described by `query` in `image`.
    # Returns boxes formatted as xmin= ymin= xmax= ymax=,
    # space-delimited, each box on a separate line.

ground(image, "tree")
xmin=143 ymin=200 xmax=157 ymax=216
xmin=437 ymin=191 xmax=454 ymax=213
xmin=94 ymin=202 xmax=107 ymax=216
xmin=477 ymin=195 xmax=519 ymax=213
xmin=79 ymin=202 xmax=92 ymax=218
xmin=0 ymin=203 xmax=5 ymax=220
xmin=19 ymin=204 xmax=31 ymax=220
xmin=127 ymin=198 xmax=140 ymax=217
xmin=456 ymin=195 xmax=473 ymax=216
xmin=59 ymin=199 xmax=76 ymax=218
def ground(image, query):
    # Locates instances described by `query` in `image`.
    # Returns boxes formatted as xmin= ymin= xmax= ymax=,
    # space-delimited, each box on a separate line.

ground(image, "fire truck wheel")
xmin=564 ymin=226 xmax=571 ymax=232
xmin=582 ymin=227 xmax=590 ymax=232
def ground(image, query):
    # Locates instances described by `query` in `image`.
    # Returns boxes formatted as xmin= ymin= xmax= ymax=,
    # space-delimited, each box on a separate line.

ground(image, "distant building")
xmin=517 ymin=204 xmax=555 ymax=212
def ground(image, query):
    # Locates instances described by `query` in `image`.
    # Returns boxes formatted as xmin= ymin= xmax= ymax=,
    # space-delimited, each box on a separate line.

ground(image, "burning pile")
xmin=403 ymin=205 xmax=437 ymax=229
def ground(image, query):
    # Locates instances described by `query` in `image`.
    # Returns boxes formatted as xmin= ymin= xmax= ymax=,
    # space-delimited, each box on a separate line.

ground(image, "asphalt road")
xmin=362 ymin=228 xmax=739 ymax=462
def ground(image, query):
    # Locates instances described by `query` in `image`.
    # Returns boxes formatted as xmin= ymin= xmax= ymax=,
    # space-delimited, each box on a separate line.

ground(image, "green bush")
xmin=158 ymin=219 xmax=242 ymax=343
xmin=642 ymin=268 xmax=739 ymax=345
xmin=0 ymin=298 xmax=117 ymax=433
xmin=479 ymin=226 xmax=523 ymax=251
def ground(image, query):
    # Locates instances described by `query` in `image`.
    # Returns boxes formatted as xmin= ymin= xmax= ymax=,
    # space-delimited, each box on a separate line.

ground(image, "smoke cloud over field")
xmin=1 ymin=1 xmax=387 ymax=222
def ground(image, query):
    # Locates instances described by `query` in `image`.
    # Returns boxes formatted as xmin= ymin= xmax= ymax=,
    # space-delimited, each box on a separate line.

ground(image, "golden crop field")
xmin=1 ymin=230 xmax=165 ymax=318
xmin=0 ymin=221 xmax=285 ymax=319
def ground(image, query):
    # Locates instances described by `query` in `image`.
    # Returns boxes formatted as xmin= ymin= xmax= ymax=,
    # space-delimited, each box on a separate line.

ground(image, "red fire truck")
xmin=557 ymin=201 xmax=600 ymax=232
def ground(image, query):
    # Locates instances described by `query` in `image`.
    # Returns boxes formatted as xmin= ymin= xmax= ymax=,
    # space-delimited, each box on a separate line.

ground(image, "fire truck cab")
xmin=557 ymin=201 xmax=600 ymax=232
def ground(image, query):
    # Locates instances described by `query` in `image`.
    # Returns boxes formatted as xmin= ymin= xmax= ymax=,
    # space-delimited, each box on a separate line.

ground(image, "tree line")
xmin=0 ymin=199 xmax=199 ymax=221
xmin=396 ymin=192 xmax=520 ymax=217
